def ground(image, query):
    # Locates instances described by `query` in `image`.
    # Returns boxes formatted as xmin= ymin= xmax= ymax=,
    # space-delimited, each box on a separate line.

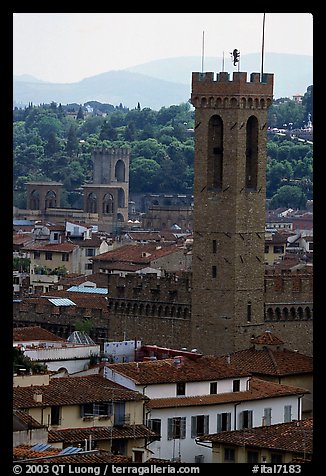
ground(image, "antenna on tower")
xmin=261 ymin=13 xmax=266 ymax=80
xmin=222 ymin=51 xmax=225 ymax=72
xmin=201 ymin=30 xmax=205 ymax=73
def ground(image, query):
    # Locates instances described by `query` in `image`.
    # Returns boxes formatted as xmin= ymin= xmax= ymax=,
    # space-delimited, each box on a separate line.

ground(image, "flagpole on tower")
xmin=201 ymin=30 xmax=205 ymax=73
xmin=261 ymin=13 xmax=266 ymax=80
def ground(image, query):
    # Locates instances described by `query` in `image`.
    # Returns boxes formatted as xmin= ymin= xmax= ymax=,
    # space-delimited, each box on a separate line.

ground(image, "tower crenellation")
xmin=191 ymin=71 xmax=274 ymax=110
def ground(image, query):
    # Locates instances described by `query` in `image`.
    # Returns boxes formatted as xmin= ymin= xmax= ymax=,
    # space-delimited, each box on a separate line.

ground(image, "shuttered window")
xmin=284 ymin=405 xmax=292 ymax=423
xmin=240 ymin=410 xmax=253 ymax=429
xmin=217 ymin=412 xmax=231 ymax=432
xmin=264 ymin=407 xmax=272 ymax=426
xmin=167 ymin=417 xmax=186 ymax=440
xmin=191 ymin=415 xmax=209 ymax=438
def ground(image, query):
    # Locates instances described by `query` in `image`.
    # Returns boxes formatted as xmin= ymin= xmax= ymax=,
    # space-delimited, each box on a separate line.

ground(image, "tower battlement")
xmin=93 ymin=148 xmax=130 ymax=159
xmin=191 ymin=71 xmax=274 ymax=103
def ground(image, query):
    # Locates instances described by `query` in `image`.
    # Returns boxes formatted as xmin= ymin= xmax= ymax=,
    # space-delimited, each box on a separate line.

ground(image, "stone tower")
xmin=82 ymin=148 xmax=130 ymax=229
xmin=190 ymin=71 xmax=274 ymax=355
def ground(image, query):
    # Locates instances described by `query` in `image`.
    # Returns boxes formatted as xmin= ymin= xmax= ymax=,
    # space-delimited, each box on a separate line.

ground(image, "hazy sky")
xmin=13 ymin=13 xmax=313 ymax=84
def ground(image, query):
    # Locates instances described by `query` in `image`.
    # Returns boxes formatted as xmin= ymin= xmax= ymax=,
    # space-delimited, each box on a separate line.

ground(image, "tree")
xmin=129 ymin=157 xmax=161 ymax=192
xmin=13 ymin=347 xmax=47 ymax=375
xmin=76 ymin=106 xmax=84 ymax=120
xmin=99 ymin=120 xmax=117 ymax=141
xmin=66 ymin=125 xmax=79 ymax=156
xmin=74 ymin=318 xmax=93 ymax=335
xmin=269 ymin=185 xmax=307 ymax=210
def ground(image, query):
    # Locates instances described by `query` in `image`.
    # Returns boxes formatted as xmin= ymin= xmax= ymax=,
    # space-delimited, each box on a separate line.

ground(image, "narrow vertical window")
xmin=212 ymin=240 xmax=217 ymax=254
xmin=208 ymin=115 xmax=223 ymax=190
xmin=212 ymin=265 xmax=217 ymax=278
xmin=247 ymin=301 xmax=252 ymax=322
xmin=245 ymin=116 xmax=259 ymax=190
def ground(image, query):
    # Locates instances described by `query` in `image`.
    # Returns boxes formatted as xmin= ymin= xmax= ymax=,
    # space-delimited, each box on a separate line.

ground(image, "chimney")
xmin=33 ymin=391 xmax=43 ymax=403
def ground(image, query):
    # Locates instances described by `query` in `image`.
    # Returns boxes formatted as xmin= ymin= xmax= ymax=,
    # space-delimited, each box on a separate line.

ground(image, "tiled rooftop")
xmin=48 ymin=424 xmax=157 ymax=443
xmin=21 ymin=290 xmax=109 ymax=311
xmin=91 ymin=242 xmax=182 ymax=264
xmin=107 ymin=355 xmax=249 ymax=385
xmin=13 ymin=375 xmax=147 ymax=409
xmin=13 ymin=326 xmax=65 ymax=343
xmin=24 ymin=242 xmax=78 ymax=252
xmin=148 ymin=378 xmax=309 ymax=409
xmin=251 ymin=331 xmax=284 ymax=345
xmin=197 ymin=417 xmax=313 ymax=456
xmin=13 ymin=446 xmax=131 ymax=463
xmin=228 ymin=347 xmax=313 ymax=376
xmin=13 ymin=410 xmax=46 ymax=431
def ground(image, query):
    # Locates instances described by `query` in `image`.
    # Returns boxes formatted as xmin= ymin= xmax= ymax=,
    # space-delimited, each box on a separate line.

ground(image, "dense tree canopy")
xmin=13 ymin=89 xmax=313 ymax=210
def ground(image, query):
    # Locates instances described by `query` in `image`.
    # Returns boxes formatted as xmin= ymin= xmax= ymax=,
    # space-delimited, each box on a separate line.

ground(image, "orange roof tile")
xmin=228 ymin=348 xmax=313 ymax=376
xmin=91 ymin=243 xmax=182 ymax=264
xmin=107 ymin=355 xmax=249 ymax=385
xmin=148 ymin=378 xmax=309 ymax=409
xmin=24 ymin=242 xmax=78 ymax=252
xmin=48 ymin=424 xmax=157 ymax=443
xmin=197 ymin=417 xmax=313 ymax=456
xmin=13 ymin=326 xmax=65 ymax=343
xmin=13 ymin=375 xmax=147 ymax=409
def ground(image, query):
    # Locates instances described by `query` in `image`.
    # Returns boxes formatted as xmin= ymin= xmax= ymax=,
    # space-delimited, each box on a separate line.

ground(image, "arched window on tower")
xmin=30 ymin=190 xmax=40 ymax=210
xmin=207 ymin=115 xmax=223 ymax=190
xmin=102 ymin=193 xmax=114 ymax=214
xmin=115 ymin=160 xmax=125 ymax=182
xmin=245 ymin=116 xmax=259 ymax=190
xmin=45 ymin=190 xmax=57 ymax=208
xmin=86 ymin=193 xmax=97 ymax=213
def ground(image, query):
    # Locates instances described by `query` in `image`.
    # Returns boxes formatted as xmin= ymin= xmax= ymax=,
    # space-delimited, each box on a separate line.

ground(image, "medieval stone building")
xmin=15 ymin=148 xmax=130 ymax=233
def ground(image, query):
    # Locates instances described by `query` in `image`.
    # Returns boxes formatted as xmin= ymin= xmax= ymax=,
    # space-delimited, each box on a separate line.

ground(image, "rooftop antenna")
xmin=201 ymin=30 xmax=205 ymax=73
xmin=261 ymin=13 xmax=266 ymax=80
xmin=222 ymin=51 xmax=225 ymax=72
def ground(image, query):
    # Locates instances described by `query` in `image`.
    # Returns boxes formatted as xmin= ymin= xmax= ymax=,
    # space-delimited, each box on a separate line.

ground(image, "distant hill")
xmin=13 ymin=71 xmax=189 ymax=110
xmin=13 ymin=53 xmax=312 ymax=110
xmin=126 ymin=53 xmax=313 ymax=99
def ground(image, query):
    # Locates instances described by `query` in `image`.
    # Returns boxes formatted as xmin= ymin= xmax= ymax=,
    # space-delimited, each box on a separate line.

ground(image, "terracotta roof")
xmin=48 ymin=424 xmax=157 ymax=443
xmin=252 ymin=331 xmax=284 ymax=345
xmin=148 ymin=378 xmax=309 ymax=409
xmin=107 ymin=355 xmax=249 ymax=385
xmin=99 ymin=261 xmax=147 ymax=271
xmin=13 ymin=410 xmax=46 ymax=430
xmin=13 ymin=446 xmax=131 ymax=463
xmin=197 ymin=417 xmax=313 ymax=456
xmin=127 ymin=231 xmax=162 ymax=241
xmin=13 ymin=445 xmax=60 ymax=460
xmin=13 ymin=375 xmax=147 ymax=409
xmin=13 ymin=326 xmax=65 ymax=343
xmin=69 ymin=236 xmax=105 ymax=247
xmin=24 ymin=242 xmax=78 ymax=253
xmin=56 ymin=272 xmax=109 ymax=288
xmin=13 ymin=233 xmax=34 ymax=246
xmin=91 ymin=243 xmax=182 ymax=264
xmin=228 ymin=348 xmax=313 ymax=377
xmin=23 ymin=290 xmax=109 ymax=311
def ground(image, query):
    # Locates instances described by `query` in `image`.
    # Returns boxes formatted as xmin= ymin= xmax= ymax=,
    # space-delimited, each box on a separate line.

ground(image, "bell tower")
xmin=190 ymin=71 xmax=274 ymax=355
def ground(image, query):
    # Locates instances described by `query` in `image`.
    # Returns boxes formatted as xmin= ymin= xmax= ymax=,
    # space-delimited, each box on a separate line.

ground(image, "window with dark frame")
xmin=210 ymin=382 xmax=217 ymax=394
xmin=176 ymin=382 xmax=186 ymax=396
xmin=233 ymin=379 xmax=240 ymax=392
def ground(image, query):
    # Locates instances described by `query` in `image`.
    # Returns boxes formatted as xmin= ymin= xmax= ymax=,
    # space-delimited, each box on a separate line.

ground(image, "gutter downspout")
xmin=297 ymin=394 xmax=304 ymax=420
xmin=234 ymin=402 xmax=240 ymax=430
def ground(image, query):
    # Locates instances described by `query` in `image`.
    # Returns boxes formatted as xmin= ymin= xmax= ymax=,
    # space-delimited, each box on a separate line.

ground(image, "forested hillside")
xmin=13 ymin=87 xmax=313 ymax=211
